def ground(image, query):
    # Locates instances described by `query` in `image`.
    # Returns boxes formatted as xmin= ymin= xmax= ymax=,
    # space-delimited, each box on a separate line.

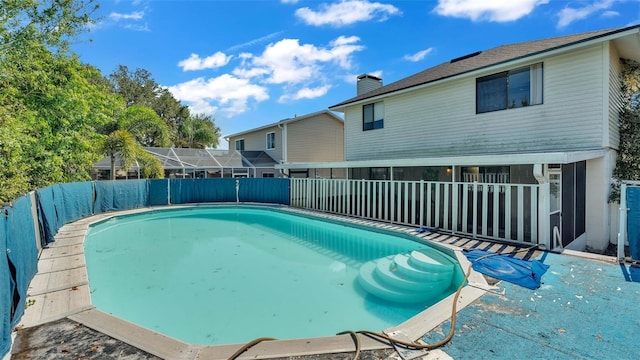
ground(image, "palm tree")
xmin=180 ymin=114 xmax=220 ymax=148
xmin=102 ymin=130 xmax=138 ymax=180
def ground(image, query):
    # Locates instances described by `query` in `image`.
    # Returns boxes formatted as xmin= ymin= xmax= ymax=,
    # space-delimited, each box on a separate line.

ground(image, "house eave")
xmin=276 ymin=150 xmax=607 ymax=170
xmin=225 ymin=110 xmax=343 ymax=138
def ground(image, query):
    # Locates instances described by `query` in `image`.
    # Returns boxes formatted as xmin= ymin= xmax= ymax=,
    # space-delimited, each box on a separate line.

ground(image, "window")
xmin=476 ymin=63 xmax=543 ymax=114
xmin=266 ymin=132 xmax=275 ymax=150
xmin=262 ymin=173 xmax=275 ymax=178
xmin=235 ymin=139 xmax=244 ymax=151
xmin=363 ymin=101 xmax=384 ymax=130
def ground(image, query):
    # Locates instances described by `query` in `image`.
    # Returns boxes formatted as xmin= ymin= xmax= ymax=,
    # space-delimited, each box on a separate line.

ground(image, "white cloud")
xmin=172 ymin=35 xmax=364 ymax=117
xmin=109 ymin=11 xmax=144 ymax=21
xmin=279 ymin=85 xmax=332 ymax=102
xmin=601 ymin=10 xmax=620 ymax=18
xmin=557 ymin=0 xmax=616 ymax=28
xmin=281 ymin=0 xmax=299 ymax=3
xmin=123 ymin=23 xmax=150 ymax=32
xmin=237 ymin=36 xmax=364 ymax=85
xmin=295 ymin=0 xmax=401 ymax=27
xmin=178 ymin=52 xmax=233 ymax=71
xmin=403 ymin=48 xmax=434 ymax=62
xmin=225 ymin=31 xmax=284 ymax=52
xmin=433 ymin=0 xmax=549 ymax=22
xmin=168 ymin=75 xmax=269 ymax=117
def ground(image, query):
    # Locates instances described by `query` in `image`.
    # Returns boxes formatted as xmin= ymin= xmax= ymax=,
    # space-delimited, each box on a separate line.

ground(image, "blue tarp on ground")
xmin=626 ymin=186 xmax=640 ymax=260
xmin=239 ymin=178 xmax=290 ymax=205
xmin=464 ymin=248 xmax=549 ymax=290
xmin=148 ymin=179 xmax=169 ymax=206
xmin=170 ymin=178 xmax=236 ymax=204
xmin=94 ymin=180 xmax=149 ymax=213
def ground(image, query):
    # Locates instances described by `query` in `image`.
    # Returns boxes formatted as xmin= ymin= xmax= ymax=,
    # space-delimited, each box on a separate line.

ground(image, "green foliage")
xmin=610 ymin=59 xmax=640 ymax=202
xmin=180 ymin=114 xmax=221 ymax=148
xmin=0 ymin=0 xmax=98 ymax=55
xmin=0 ymin=0 xmax=110 ymax=202
xmin=108 ymin=65 xmax=220 ymax=147
xmin=119 ymin=105 xmax=171 ymax=147
xmin=136 ymin=150 xmax=164 ymax=179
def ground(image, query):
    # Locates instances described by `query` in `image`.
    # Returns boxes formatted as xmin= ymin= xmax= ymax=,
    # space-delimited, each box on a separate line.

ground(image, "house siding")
xmin=345 ymin=44 xmax=609 ymax=161
xmin=608 ymin=44 xmax=623 ymax=150
xmin=228 ymin=125 xmax=282 ymax=162
xmin=286 ymin=113 xmax=344 ymax=162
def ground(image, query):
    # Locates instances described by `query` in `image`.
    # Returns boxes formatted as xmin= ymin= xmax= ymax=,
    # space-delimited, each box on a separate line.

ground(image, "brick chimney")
xmin=357 ymin=74 xmax=382 ymax=95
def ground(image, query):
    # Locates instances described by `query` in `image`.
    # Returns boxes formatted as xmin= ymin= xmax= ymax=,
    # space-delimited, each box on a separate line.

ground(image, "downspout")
xmin=534 ymin=163 xmax=550 ymax=250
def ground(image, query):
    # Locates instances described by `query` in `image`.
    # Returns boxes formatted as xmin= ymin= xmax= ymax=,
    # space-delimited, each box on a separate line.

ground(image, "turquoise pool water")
xmin=84 ymin=206 xmax=462 ymax=345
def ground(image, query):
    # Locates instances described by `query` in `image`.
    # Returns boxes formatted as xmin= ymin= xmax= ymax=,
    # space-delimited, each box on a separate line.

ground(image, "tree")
xmin=100 ymin=129 xmax=164 ymax=180
xmin=0 ymin=0 xmax=98 ymax=55
xmin=180 ymin=114 xmax=221 ymax=148
xmin=109 ymin=66 xmax=191 ymax=144
xmin=108 ymin=65 xmax=221 ymax=147
xmin=0 ymin=0 xmax=107 ymax=202
xmin=610 ymin=59 xmax=640 ymax=202
xmin=102 ymin=130 xmax=138 ymax=180
xmin=119 ymin=105 xmax=171 ymax=147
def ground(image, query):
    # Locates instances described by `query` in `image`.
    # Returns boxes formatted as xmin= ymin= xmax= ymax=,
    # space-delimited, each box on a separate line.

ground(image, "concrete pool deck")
xmin=9 ymin=205 xmax=640 ymax=359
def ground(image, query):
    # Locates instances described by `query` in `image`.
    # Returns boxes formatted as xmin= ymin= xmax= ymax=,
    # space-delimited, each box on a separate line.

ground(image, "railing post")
xmin=472 ymin=182 xmax=478 ymax=239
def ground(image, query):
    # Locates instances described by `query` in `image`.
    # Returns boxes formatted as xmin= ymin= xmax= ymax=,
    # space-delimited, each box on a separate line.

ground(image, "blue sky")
xmin=72 ymin=0 xmax=640 ymax=149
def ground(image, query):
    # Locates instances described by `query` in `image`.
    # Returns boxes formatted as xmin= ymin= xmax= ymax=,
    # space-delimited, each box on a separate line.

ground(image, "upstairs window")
xmin=266 ymin=132 xmax=275 ymax=150
xmin=363 ymin=101 xmax=384 ymax=131
xmin=477 ymin=63 xmax=543 ymax=114
xmin=235 ymin=139 xmax=245 ymax=151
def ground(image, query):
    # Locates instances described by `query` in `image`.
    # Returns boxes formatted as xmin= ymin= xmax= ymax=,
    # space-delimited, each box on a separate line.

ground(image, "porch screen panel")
xmin=561 ymin=163 xmax=575 ymax=246
xmin=575 ymin=161 xmax=586 ymax=237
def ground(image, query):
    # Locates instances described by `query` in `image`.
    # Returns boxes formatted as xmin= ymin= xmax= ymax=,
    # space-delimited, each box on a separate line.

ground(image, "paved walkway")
xmin=423 ymin=252 xmax=640 ymax=359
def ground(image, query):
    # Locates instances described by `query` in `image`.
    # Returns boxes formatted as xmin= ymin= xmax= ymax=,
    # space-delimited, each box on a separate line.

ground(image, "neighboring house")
xmin=281 ymin=25 xmax=640 ymax=253
xmin=226 ymin=110 xmax=345 ymax=178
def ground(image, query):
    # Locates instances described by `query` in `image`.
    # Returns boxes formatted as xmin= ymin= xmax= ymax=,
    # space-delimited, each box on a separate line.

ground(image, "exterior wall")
xmin=585 ymin=150 xmax=617 ymax=252
xmin=286 ymin=113 xmax=344 ymax=162
xmin=228 ymin=125 xmax=283 ymax=162
xmin=608 ymin=43 xmax=623 ymax=150
xmin=344 ymin=44 xmax=609 ymax=161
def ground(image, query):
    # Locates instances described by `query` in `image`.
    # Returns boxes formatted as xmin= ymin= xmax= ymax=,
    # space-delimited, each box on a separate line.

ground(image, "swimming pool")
xmin=84 ymin=205 xmax=464 ymax=345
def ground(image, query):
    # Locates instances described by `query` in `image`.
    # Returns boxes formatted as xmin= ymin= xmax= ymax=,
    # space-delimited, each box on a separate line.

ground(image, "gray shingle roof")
xmin=330 ymin=25 xmax=637 ymax=109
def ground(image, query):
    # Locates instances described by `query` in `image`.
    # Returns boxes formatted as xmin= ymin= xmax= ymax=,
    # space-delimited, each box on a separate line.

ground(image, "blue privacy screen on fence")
xmin=627 ymin=187 xmax=640 ymax=260
xmin=239 ymin=178 xmax=290 ymax=205
xmin=1 ymin=195 xmax=39 ymax=357
xmin=148 ymin=179 xmax=169 ymax=206
xmin=170 ymin=178 xmax=237 ymax=204
xmin=0 ymin=206 xmax=10 ymax=357
xmin=36 ymin=183 xmax=94 ymax=244
xmin=94 ymin=180 xmax=149 ymax=213
xmin=6 ymin=197 xmax=39 ymax=327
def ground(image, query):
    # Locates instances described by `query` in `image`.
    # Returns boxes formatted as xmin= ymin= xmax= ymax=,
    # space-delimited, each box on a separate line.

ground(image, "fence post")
xmin=618 ymin=183 xmax=628 ymax=260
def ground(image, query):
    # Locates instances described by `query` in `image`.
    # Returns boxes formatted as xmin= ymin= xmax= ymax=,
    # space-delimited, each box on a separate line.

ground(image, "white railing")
xmin=290 ymin=178 xmax=539 ymax=245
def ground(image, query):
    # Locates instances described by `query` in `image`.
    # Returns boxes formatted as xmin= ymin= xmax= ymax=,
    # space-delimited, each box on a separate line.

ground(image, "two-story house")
xmin=226 ymin=110 xmax=344 ymax=178
xmin=281 ymin=25 xmax=640 ymax=254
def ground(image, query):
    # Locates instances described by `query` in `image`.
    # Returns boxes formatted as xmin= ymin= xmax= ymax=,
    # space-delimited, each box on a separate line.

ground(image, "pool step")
xmin=358 ymin=248 xmax=456 ymax=304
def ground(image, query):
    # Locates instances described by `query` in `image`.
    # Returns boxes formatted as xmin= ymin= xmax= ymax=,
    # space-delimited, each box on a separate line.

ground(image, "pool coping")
xmin=19 ymin=203 xmax=489 ymax=359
